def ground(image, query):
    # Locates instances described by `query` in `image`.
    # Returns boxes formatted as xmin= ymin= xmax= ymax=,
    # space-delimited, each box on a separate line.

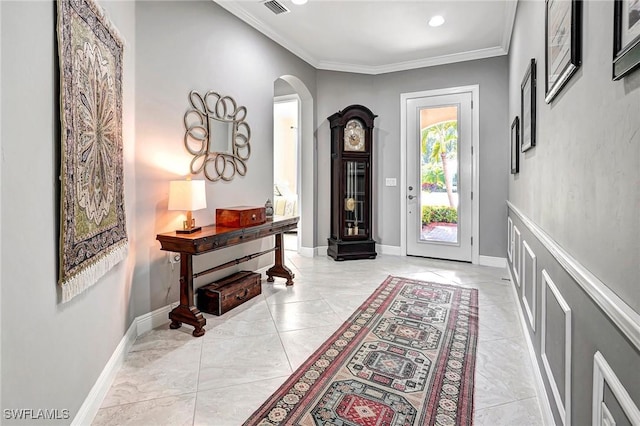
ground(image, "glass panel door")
xmin=420 ymin=106 xmax=459 ymax=244
xmin=406 ymin=91 xmax=472 ymax=262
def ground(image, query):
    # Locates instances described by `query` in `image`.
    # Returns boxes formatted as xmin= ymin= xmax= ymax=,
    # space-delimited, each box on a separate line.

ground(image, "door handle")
xmin=408 ymin=186 xmax=414 ymax=191
xmin=408 ymin=195 xmax=415 ymax=200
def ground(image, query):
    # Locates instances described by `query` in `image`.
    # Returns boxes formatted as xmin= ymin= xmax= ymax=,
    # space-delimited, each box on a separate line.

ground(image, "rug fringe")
xmin=61 ymin=241 xmax=128 ymax=303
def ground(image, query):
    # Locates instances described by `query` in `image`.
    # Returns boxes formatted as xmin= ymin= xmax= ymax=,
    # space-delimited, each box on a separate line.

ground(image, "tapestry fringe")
xmin=61 ymin=241 xmax=128 ymax=303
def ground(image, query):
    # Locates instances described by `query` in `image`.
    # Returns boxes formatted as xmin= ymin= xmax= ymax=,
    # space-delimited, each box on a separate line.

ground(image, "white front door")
xmin=405 ymin=91 xmax=473 ymax=261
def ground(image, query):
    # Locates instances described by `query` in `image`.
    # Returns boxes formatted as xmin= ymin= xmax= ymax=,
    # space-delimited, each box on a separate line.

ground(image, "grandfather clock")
xmin=327 ymin=104 xmax=377 ymax=261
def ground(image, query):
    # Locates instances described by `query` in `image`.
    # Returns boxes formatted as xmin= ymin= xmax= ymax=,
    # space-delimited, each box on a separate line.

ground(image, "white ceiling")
xmin=214 ymin=0 xmax=518 ymax=75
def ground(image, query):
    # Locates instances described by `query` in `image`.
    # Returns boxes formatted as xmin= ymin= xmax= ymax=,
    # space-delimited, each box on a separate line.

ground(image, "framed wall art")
xmin=613 ymin=0 xmax=640 ymax=79
xmin=545 ymin=0 xmax=582 ymax=103
xmin=521 ymin=59 xmax=537 ymax=152
xmin=511 ymin=116 xmax=520 ymax=174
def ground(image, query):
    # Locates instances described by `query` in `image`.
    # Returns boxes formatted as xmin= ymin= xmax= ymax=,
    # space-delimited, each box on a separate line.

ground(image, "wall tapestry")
xmin=57 ymin=0 xmax=127 ymax=302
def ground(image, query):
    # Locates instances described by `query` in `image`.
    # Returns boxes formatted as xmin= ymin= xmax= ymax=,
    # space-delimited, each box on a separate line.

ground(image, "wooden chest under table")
xmin=197 ymin=271 xmax=262 ymax=316
xmin=156 ymin=216 xmax=298 ymax=337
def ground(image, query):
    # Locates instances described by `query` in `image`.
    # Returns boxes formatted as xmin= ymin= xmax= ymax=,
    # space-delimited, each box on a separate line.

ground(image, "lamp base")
xmin=176 ymin=226 xmax=202 ymax=234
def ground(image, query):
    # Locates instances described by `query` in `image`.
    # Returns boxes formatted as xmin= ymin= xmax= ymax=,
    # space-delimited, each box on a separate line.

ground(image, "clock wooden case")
xmin=327 ymin=104 xmax=377 ymax=261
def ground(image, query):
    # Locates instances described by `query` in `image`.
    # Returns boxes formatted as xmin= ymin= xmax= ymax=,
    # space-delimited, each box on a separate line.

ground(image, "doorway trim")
xmin=273 ymin=94 xmax=302 ymax=253
xmin=400 ymin=85 xmax=480 ymax=264
xmin=275 ymin=75 xmax=316 ymax=257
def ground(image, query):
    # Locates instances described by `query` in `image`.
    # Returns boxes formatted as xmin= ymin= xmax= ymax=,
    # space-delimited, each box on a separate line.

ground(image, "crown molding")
xmin=317 ymin=46 xmax=507 ymax=75
xmin=215 ymin=1 xmax=514 ymax=75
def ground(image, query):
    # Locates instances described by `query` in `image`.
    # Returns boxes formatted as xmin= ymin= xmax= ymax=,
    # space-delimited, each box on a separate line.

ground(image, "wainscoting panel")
xmin=513 ymin=225 xmax=521 ymax=287
xmin=541 ymin=269 xmax=572 ymax=426
xmin=507 ymin=202 xmax=640 ymax=349
xmin=507 ymin=202 xmax=640 ymax=425
xmin=593 ymin=351 xmax=640 ymax=426
xmin=522 ymin=240 xmax=537 ymax=332
xmin=600 ymin=402 xmax=616 ymax=426
xmin=507 ymin=216 xmax=513 ymax=261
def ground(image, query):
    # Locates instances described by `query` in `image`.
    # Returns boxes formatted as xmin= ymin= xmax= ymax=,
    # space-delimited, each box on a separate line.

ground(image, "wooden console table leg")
xmin=168 ymin=253 xmax=206 ymax=337
xmin=266 ymin=232 xmax=295 ymax=286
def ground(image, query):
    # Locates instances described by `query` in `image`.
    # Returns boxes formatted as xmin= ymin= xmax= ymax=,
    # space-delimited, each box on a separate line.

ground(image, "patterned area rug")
xmin=245 ymin=276 xmax=478 ymax=425
xmin=57 ymin=0 xmax=128 ymax=302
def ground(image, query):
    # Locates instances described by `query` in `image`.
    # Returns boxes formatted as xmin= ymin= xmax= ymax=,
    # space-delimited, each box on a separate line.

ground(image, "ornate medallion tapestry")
xmin=245 ymin=276 xmax=479 ymax=425
xmin=57 ymin=0 xmax=127 ymax=302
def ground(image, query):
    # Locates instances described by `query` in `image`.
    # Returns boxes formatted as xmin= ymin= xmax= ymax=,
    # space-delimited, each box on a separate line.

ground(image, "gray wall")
xmin=508 ymin=0 xmax=640 ymax=424
xmin=133 ymin=1 xmax=317 ymax=316
xmin=316 ymin=56 xmax=509 ymax=256
xmin=509 ymin=0 xmax=640 ymax=312
xmin=1 ymin=0 xmax=137 ymax=422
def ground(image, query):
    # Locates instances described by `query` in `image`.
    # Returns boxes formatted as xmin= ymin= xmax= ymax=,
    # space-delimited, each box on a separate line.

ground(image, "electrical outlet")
xmin=169 ymin=252 xmax=180 ymax=264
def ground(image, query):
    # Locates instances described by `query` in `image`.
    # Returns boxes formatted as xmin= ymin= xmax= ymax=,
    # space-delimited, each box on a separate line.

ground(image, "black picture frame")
xmin=613 ymin=0 xmax=640 ymax=80
xmin=511 ymin=117 xmax=520 ymax=174
xmin=545 ymin=0 xmax=582 ymax=103
xmin=521 ymin=59 xmax=536 ymax=152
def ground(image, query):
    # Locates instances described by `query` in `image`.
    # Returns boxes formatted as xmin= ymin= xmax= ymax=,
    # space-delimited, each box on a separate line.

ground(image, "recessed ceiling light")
xmin=291 ymin=0 xmax=308 ymax=5
xmin=428 ymin=15 xmax=445 ymax=27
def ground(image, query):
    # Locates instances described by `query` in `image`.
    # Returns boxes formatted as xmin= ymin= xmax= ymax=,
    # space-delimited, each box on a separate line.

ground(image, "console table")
xmin=156 ymin=216 xmax=298 ymax=337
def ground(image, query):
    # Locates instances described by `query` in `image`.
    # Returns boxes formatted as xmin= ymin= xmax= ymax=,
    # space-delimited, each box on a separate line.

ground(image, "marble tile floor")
xmin=94 ymin=253 xmax=546 ymax=426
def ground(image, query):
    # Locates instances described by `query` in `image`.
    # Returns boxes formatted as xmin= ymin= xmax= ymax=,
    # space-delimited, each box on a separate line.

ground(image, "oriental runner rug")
xmin=57 ymin=0 xmax=128 ymax=302
xmin=245 ymin=276 xmax=479 ymax=426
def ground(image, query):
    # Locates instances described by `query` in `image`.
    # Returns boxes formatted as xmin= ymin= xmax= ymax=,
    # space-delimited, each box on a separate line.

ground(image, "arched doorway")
xmin=273 ymin=75 xmax=315 ymax=256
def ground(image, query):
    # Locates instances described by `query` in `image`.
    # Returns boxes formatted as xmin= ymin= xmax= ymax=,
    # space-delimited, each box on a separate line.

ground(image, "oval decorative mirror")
xmin=184 ymin=90 xmax=251 ymax=182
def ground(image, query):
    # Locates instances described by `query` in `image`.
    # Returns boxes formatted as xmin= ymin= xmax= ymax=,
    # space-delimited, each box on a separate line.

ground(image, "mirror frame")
xmin=184 ymin=90 xmax=251 ymax=182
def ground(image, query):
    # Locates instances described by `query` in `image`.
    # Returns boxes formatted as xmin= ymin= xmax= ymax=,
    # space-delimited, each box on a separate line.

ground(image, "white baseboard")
xmin=136 ymin=303 xmax=177 ymax=336
xmin=479 ymin=255 xmax=507 ymax=268
xmin=311 ymin=245 xmax=401 ymax=257
xmin=377 ymin=244 xmax=402 ymax=256
xmin=308 ymin=245 xmax=508 ymax=260
xmin=73 ymin=304 xmax=174 ymax=425
xmin=71 ymin=320 xmax=138 ymax=426
xmin=298 ymin=245 xmax=315 ymax=257
xmin=508 ymin=266 xmax=555 ymax=425
xmin=315 ymin=245 xmax=328 ymax=257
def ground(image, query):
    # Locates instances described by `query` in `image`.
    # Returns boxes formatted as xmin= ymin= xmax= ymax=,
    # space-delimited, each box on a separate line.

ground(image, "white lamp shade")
xmin=168 ymin=180 xmax=207 ymax=211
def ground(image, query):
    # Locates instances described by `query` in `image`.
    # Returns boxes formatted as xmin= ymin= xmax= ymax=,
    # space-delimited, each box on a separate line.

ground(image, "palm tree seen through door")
xmin=420 ymin=107 xmax=459 ymax=244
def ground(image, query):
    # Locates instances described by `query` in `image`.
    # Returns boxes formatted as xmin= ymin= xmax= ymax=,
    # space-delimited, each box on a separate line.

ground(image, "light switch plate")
xmin=385 ymin=178 xmax=397 ymax=187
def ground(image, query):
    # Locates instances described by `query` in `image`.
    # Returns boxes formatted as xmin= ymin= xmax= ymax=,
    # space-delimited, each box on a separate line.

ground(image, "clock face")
xmin=344 ymin=119 xmax=365 ymax=152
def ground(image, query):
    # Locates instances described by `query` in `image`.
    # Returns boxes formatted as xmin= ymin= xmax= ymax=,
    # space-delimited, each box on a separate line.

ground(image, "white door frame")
xmin=400 ymin=85 xmax=480 ymax=264
xmin=274 ymin=94 xmax=302 ymax=252
xmin=275 ymin=75 xmax=315 ymax=257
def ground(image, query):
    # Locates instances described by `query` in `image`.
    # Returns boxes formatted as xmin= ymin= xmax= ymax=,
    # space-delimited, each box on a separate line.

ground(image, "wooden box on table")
xmin=197 ymin=271 xmax=262 ymax=316
xmin=216 ymin=206 xmax=266 ymax=228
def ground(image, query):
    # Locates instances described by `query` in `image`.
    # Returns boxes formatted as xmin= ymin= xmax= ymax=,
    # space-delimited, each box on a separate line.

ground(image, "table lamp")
xmin=168 ymin=179 xmax=207 ymax=233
